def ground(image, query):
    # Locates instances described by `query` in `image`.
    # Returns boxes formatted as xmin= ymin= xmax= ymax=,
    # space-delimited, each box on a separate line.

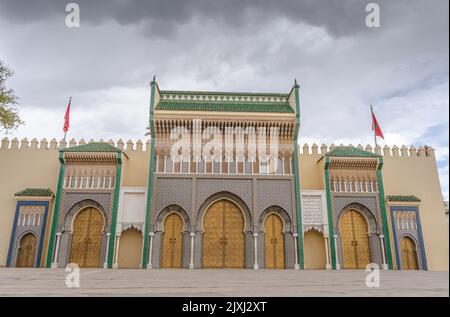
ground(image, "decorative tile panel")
xmin=302 ymin=195 xmax=324 ymax=233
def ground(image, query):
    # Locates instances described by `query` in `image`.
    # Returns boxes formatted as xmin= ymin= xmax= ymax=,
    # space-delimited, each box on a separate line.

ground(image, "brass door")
xmin=264 ymin=214 xmax=285 ymax=268
xmin=203 ymin=200 xmax=244 ymax=268
xmin=400 ymin=236 xmax=419 ymax=270
xmin=69 ymin=207 xmax=104 ymax=268
xmin=339 ymin=210 xmax=371 ymax=269
xmin=16 ymin=233 xmax=37 ymax=267
xmin=161 ymin=213 xmax=183 ymax=268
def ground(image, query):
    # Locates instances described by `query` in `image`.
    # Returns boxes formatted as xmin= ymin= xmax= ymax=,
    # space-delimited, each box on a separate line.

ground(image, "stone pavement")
xmin=0 ymin=268 xmax=448 ymax=297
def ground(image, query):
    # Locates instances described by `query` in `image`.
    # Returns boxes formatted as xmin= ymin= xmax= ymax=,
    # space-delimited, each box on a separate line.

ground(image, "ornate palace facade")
xmin=0 ymin=80 xmax=448 ymax=271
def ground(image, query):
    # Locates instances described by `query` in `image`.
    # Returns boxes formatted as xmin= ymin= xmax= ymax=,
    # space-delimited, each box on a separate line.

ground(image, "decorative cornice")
xmin=63 ymin=152 xmax=118 ymax=164
xmin=327 ymin=157 xmax=379 ymax=170
xmin=159 ymin=90 xmax=289 ymax=103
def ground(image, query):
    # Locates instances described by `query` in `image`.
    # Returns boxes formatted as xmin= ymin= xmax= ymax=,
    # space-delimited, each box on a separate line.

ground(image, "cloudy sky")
xmin=0 ymin=0 xmax=448 ymax=198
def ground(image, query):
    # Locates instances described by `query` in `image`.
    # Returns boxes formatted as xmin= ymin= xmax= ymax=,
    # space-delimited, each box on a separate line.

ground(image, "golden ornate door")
xmin=400 ymin=236 xmax=419 ymax=270
xmin=16 ymin=233 xmax=37 ymax=267
xmin=69 ymin=207 xmax=104 ymax=268
xmin=339 ymin=210 xmax=371 ymax=269
xmin=264 ymin=214 xmax=285 ymax=269
xmin=203 ymin=200 xmax=244 ymax=268
xmin=161 ymin=213 xmax=183 ymax=268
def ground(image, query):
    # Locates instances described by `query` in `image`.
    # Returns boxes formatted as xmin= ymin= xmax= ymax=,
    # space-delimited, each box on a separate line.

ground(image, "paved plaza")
xmin=0 ymin=268 xmax=448 ymax=297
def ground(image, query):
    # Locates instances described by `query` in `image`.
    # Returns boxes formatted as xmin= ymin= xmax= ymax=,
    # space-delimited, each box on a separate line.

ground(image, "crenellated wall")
xmin=0 ymin=138 xmax=60 ymax=267
xmin=297 ymin=142 xmax=448 ymax=271
xmin=0 ymin=137 xmax=150 ymax=266
xmin=0 ymin=138 xmax=448 ymax=270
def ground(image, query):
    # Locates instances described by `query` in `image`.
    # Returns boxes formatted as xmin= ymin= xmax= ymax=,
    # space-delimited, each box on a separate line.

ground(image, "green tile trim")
xmin=15 ymin=188 xmax=54 ymax=197
xmin=292 ymin=83 xmax=304 ymax=269
xmin=156 ymin=100 xmax=294 ymax=113
xmin=293 ymin=82 xmax=300 ymax=136
xmin=377 ymin=157 xmax=393 ymax=269
xmin=324 ymin=157 xmax=336 ymax=269
xmin=294 ymin=144 xmax=304 ymax=269
xmin=107 ymin=152 xmax=122 ymax=268
xmin=386 ymin=195 xmax=421 ymax=202
xmin=45 ymin=152 xmax=65 ymax=268
xmin=142 ymin=80 xmax=156 ymax=269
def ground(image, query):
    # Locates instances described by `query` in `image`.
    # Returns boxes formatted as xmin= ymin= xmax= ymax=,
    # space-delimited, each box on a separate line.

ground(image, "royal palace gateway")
xmin=0 ymin=80 xmax=448 ymax=271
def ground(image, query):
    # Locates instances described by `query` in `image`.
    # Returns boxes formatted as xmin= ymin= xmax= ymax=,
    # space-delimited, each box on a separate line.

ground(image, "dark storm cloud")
xmin=0 ymin=0 xmax=405 ymax=38
xmin=0 ymin=0 xmax=448 ymax=197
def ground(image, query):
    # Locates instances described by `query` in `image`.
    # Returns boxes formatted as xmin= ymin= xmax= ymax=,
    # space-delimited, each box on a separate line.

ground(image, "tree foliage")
xmin=0 ymin=60 xmax=23 ymax=132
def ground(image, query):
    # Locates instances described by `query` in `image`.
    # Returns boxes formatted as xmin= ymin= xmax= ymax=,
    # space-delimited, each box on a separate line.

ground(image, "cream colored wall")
xmin=382 ymin=149 xmax=449 ymax=271
xmin=298 ymin=145 xmax=324 ymax=190
xmin=0 ymin=141 xmax=59 ymax=266
xmin=1 ymin=139 xmax=448 ymax=272
xmin=0 ymin=138 xmax=150 ymax=267
xmin=121 ymin=145 xmax=150 ymax=187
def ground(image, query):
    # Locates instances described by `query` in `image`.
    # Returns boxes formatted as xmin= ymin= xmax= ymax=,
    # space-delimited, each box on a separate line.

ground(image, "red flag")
xmin=63 ymin=97 xmax=71 ymax=133
xmin=371 ymin=107 xmax=384 ymax=139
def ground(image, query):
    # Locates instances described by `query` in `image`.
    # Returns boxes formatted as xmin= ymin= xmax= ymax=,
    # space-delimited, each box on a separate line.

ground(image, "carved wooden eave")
xmin=327 ymin=157 xmax=379 ymax=170
xmin=15 ymin=196 xmax=53 ymax=202
xmin=153 ymin=117 xmax=296 ymax=139
xmin=63 ymin=152 xmax=119 ymax=165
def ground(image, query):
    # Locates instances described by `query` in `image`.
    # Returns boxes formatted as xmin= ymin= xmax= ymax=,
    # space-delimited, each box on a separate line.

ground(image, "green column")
xmin=107 ymin=152 xmax=122 ymax=268
xmin=292 ymin=82 xmax=304 ymax=269
xmin=376 ymin=157 xmax=393 ymax=269
xmin=324 ymin=157 xmax=336 ymax=269
xmin=46 ymin=151 xmax=65 ymax=268
xmin=142 ymin=80 xmax=156 ymax=268
xmin=293 ymin=144 xmax=304 ymax=269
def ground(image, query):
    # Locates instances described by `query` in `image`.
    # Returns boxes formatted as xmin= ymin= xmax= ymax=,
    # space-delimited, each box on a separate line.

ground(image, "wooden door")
xmin=16 ymin=233 xmax=37 ymax=267
xmin=203 ymin=200 xmax=244 ymax=268
xmin=161 ymin=213 xmax=183 ymax=268
xmin=69 ymin=207 xmax=104 ymax=268
xmin=400 ymin=236 xmax=419 ymax=270
xmin=339 ymin=210 xmax=371 ymax=269
xmin=264 ymin=214 xmax=285 ymax=268
xmin=223 ymin=200 xmax=245 ymax=268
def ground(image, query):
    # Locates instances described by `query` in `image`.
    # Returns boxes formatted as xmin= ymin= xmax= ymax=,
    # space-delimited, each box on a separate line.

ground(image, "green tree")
xmin=0 ymin=60 xmax=23 ymax=132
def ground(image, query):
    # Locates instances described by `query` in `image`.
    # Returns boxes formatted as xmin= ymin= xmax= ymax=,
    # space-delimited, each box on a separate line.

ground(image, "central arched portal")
xmin=339 ymin=209 xmax=371 ymax=269
xmin=69 ymin=207 xmax=104 ymax=268
xmin=203 ymin=200 xmax=244 ymax=268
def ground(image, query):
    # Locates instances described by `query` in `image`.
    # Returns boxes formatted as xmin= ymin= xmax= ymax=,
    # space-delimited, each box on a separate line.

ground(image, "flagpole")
xmin=371 ymin=105 xmax=378 ymax=149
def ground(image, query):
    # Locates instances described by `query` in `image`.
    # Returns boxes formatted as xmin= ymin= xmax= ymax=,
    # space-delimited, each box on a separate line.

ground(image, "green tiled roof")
xmin=15 ymin=188 xmax=54 ymax=197
xmin=155 ymin=90 xmax=294 ymax=113
xmin=62 ymin=142 xmax=121 ymax=153
xmin=155 ymin=100 xmax=294 ymax=113
xmin=326 ymin=146 xmax=379 ymax=158
xmin=386 ymin=195 xmax=421 ymax=202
